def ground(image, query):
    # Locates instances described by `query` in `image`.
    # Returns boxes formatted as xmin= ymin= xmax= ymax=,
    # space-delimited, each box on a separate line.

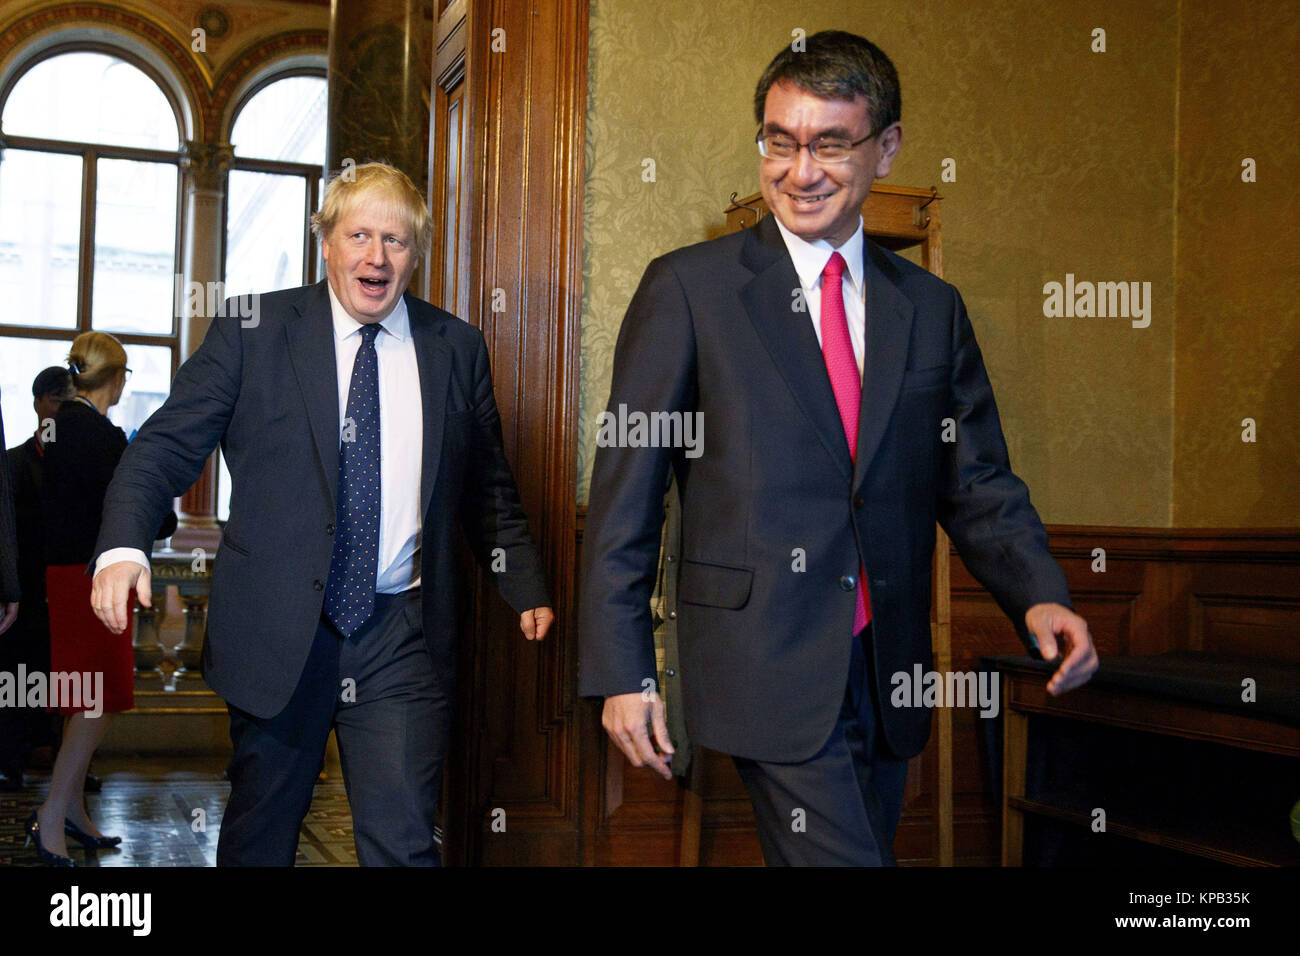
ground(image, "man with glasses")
xmin=580 ymin=31 xmax=1096 ymax=865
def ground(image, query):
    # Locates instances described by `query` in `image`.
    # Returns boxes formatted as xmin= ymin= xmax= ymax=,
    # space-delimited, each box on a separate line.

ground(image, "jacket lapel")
xmin=284 ymin=281 xmax=340 ymax=509
xmin=852 ymin=238 xmax=915 ymax=491
xmin=740 ymin=215 xmax=853 ymax=480
xmin=406 ymin=293 xmax=452 ymax=519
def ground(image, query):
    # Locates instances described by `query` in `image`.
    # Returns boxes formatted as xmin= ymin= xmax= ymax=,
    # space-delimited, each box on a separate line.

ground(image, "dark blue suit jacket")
xmin=579 ymin=214 xmax=1070 ymax=762
xmin=95 ymin=281 xmax=550 ymax=718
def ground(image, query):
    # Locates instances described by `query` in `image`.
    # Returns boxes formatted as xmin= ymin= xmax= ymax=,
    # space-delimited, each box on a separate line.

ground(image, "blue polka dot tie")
xmin=325 ymin=322 xmax=381 ymax=637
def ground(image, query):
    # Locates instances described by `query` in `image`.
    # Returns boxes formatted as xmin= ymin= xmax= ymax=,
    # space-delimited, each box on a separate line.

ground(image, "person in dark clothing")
xmin=25 ymin=334 xmax=176 ymax=865
xmin=0 ymin=406 xmax=21 ymax=633
xmin=1 ymin=367 xmax=74 ymax=791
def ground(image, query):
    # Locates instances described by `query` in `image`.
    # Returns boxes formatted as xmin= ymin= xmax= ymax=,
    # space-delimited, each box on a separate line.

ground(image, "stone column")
xmin=172 ymin=141 xmax=233 ymax=551
xmin=326 ymin=0 xmax=432 ymax=194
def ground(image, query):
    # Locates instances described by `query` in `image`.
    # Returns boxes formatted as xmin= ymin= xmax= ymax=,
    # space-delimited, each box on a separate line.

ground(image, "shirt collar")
xmin=772 ymin=214 xmax=865 ymax=295
xmin=326 ymin=280 xmax=410 ymax=343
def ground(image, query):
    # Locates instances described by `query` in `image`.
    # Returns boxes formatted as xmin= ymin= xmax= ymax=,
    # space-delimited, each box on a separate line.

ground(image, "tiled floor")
xmin=0 ymin=756 xmax=357 ymax=867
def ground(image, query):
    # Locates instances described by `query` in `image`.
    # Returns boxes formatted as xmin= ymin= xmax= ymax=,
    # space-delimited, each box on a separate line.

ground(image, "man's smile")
xmin=788 ymin=191 xmax=835 ymax=205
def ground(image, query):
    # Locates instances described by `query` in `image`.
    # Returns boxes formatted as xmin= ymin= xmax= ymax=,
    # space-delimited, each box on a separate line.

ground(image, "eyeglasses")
xmin=755 ymin=128 xmax=880 ymax=163
xmin=122 ymin=367 xmax=132 ymax=382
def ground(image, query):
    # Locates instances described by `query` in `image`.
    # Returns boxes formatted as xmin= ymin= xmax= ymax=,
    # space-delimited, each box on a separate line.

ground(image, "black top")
xmin=41 ymin=400 xmax=176 ymax=566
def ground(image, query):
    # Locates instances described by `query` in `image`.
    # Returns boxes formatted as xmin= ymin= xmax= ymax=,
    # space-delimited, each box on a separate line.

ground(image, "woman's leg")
xmin=36 ymin=712 xmax=113 ymax=855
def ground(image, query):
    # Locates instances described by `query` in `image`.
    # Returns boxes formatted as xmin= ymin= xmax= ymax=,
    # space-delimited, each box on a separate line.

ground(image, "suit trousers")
xmin=216 ymin=588 xmax=450 ymax=866
xmin=733 ymin=623 xmax=910 ymax=866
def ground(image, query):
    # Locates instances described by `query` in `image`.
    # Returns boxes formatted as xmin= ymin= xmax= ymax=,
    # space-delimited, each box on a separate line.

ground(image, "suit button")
xmin=666 ymin=668 xmax=676 ymax=677
xmin=668 ymin=610 xmax=677 ymax=620
xmin=326 ymin=523 xmax=335 ymax=535
xmin=839 ymin=575 xmax=856 ymax=591
xmin=666 ymin=555 xmax=675 ymax=563
xmin=313 ymin=579 xmax=324 ymax=591
xmin=854 ymin=494 xmax=864 ymax=509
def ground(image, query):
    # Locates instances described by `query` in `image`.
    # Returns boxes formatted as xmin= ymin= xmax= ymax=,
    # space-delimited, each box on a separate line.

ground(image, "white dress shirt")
xmin=328 ymin=283 xmax=423 ymax=592
xmin=97 ymin=283 xmax=424 ymax=594
xmin=772 ymin=214 xmax=867 ymax=380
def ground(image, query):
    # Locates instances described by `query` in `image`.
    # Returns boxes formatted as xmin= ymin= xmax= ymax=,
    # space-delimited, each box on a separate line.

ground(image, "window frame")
xmin=215 ymin=67 xmax=327 ymax=522
xmin=222 ymin=67 xmax=328 ymax=290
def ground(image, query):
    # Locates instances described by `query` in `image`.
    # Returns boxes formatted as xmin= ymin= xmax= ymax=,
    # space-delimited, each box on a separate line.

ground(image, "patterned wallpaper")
xmin=580 ymin=0 xmax=1187 ymax=524
xmin=1172 ymin=2 xmax=1299 ymax=526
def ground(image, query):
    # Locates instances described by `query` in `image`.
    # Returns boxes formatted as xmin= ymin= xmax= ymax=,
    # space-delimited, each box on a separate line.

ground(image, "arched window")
xmin=0 ymin=48 xmax=182 ymax=440
xmin=224 ymin=73 xmax=326 ymax=298
xmin=217 ymin=71 xmax=326 ymax=520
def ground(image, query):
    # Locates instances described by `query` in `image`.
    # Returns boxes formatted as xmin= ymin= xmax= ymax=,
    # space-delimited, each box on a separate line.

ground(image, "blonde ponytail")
xmin=67 ymin=331 xmax=127 ymax=392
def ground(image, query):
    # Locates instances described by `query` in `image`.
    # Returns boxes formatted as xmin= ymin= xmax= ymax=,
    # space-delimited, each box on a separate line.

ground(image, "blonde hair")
xmin=68 ymin=331 xmax=127 ymax=392
xmin=310 ymin=162 xmax=433 ymax=260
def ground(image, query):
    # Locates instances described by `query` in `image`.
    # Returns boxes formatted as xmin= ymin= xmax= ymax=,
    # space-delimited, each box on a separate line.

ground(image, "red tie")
xmin=820 ymin=252 xmax=871 ymax=634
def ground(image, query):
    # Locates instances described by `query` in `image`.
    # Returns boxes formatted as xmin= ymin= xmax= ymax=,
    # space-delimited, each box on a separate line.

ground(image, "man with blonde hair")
xmin=92 ymin=161 xmax=553 ymax=866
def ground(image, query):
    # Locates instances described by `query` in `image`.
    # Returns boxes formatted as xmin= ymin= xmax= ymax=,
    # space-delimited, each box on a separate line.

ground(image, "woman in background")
xmin=26 ymin=331 xmax=176 ymax=865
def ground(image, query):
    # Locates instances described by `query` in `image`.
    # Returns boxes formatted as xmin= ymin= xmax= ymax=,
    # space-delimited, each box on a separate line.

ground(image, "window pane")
xmin=0 ymin=150 xmax=82 ymax=328
xmin=225 ymin=170 xmax=306 ymax=297
xmin=108 ymin=343 xmax=172 ymax=439
xmin=231 ymin=76 xmax=326 ymax=164
xmin=0 ymin=336 xmax=74 ymax=445
xmin=92 ymin=159 xmax=178 ymax=335
xmin=2 ymin=52 xmax=179 ymax=150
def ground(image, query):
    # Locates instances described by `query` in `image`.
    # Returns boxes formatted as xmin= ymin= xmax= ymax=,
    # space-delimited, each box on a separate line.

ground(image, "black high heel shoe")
xmin=24 ymin=811 xmax=75 ymax=867
xmin=65 ymin=818 xmax=122 ymax=849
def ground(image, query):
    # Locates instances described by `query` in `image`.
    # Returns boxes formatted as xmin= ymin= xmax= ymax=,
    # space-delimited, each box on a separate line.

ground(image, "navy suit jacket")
xmin=95 ymin=281 xmax=550 ymax=718
xmin=579 ymin=214 xmax=1070 ymax=762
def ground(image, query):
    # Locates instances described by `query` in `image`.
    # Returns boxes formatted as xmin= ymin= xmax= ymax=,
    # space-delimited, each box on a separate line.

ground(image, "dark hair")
xmin=753 ymin=30 xmax=901 ymax=135
xmin=32 ymin=366 xmax=73 ymax=400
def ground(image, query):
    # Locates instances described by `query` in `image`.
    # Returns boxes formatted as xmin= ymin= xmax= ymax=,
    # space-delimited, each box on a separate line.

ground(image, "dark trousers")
xmin=216 ymin=589 xmax=450 ymax=866
xmin=733 ymin=624 xmax=910 ymax=866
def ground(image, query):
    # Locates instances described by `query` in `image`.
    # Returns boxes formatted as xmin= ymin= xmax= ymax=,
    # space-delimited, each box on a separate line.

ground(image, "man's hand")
xmin=92 ymin=561 xmax=152 ymax=635
xmin=1025 ymin=602 xmax=1098 ymax=695
xmin=520 ymin=606 xmax=554 ymax=641
xmin=0 ymin=602 xmax=18 ymax=637
xmin=602 ymin=690 xmax=674 ymax=780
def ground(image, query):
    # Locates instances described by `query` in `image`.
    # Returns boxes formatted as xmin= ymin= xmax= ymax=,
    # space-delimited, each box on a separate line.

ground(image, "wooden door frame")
xmin=437 ymin=0 xmax=588 ymax=865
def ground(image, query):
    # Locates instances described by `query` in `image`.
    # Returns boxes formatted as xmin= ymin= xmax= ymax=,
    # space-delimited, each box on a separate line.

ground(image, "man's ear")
xmin=874 ymin=122 xmax=903 ymax=178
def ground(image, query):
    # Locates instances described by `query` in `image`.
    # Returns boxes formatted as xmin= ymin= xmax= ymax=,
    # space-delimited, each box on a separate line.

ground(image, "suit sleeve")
xmin=936 ymin=286 xmax=1072 ymax=654
xmin=457 ymin=331 xmax=551 ymax=614
xmin=578 ymin=256 xmax=697 ymax=699
xmin=94 ymin=308 xmax=243 ymax=560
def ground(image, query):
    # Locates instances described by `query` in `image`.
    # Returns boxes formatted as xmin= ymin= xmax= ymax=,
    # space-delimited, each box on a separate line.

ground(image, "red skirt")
xmin=45 ymin=565 xmax=135 ymax=715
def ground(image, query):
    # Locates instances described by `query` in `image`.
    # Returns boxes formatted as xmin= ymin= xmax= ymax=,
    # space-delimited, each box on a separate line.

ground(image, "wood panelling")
xmin=440 ymin=0 xmax=587 ymax=865
xmin=950 ymin=526 xmax=1300 ymax=865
